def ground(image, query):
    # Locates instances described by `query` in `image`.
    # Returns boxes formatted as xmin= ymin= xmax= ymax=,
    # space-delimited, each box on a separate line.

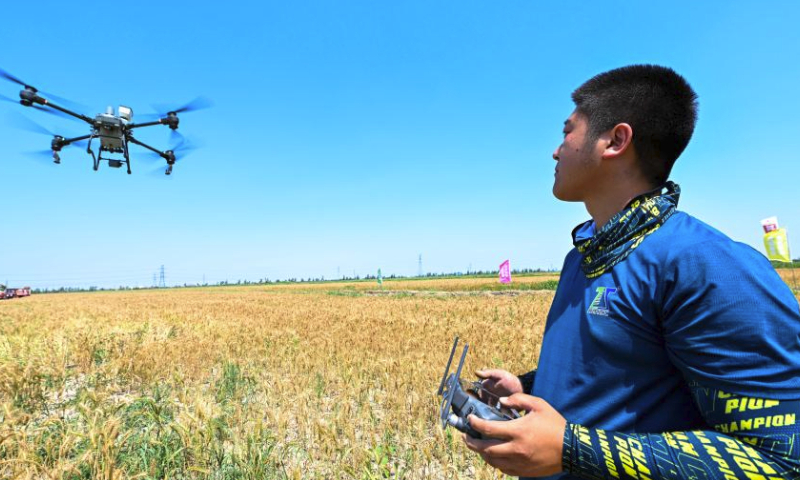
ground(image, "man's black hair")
xmin=572 ymin=64 xmax=698 ymax=185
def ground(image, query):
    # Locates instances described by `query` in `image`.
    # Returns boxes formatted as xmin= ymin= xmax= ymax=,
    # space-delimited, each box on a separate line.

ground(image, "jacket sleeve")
xmin=561 ymin=385 xmax=800 ymax=479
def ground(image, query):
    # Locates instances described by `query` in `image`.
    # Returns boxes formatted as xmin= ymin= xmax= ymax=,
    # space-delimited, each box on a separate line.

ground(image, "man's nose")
xmin=552 ymin=147 xmax=560 ymax=161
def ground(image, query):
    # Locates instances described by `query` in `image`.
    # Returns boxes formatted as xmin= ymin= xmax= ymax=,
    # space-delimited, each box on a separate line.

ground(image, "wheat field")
xmin=1 ymin=271 xmax=796 ymax=480
xmin=0 ymin=275 xmax=558 ymax=480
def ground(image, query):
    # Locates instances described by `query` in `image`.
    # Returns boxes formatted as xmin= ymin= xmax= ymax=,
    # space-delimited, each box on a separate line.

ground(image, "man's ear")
xmin=600 ymin=123 xmax=633 ymax=160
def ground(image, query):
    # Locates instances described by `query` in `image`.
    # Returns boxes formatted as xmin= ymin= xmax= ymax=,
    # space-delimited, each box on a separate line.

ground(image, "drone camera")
xmin=108 ymin=159 xmax=123 ymax=168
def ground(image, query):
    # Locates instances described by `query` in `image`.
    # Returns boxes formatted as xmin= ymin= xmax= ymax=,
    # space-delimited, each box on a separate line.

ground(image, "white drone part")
xmin=118 ymin=105 xmax=133 ymax=122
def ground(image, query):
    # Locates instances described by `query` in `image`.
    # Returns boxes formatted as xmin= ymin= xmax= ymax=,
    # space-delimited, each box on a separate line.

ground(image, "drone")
xmin=0 ymin=67 xmax=208 ymax=175
xmin=437 ymin=337 xmax=520 ymax=439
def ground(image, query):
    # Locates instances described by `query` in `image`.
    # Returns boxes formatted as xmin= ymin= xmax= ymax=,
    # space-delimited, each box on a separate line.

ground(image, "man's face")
xmin=552 ymin=110 xmax=602 ymax=202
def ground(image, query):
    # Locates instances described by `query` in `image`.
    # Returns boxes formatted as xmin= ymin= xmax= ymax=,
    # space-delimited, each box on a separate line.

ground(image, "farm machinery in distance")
xmin=0 ymin=285 xmax=31 ymax=300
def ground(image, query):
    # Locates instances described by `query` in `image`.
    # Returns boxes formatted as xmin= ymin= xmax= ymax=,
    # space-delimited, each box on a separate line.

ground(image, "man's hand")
xmin=462 ymin=394 xmax=567 ymax=478
xmin=475 ymin=369 xmax=523 ymax=403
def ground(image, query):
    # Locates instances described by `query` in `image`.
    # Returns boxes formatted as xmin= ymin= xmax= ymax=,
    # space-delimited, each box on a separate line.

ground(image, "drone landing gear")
xmin=123 ymin=139 xmax=131 ymax=174
xmin=86 ymin=135 xmax=132 ymax=174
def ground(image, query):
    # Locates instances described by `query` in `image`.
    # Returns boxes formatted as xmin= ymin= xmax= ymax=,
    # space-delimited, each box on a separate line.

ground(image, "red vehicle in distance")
xmin=0 ymin=286 xmax=31 ymax=300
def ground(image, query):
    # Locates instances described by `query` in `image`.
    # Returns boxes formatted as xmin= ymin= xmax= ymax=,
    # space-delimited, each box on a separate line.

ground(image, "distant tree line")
xmin=771 ymin=258 xmax=800 ymax=268
xmin=28 ymin=267 xmax=557 ymax=294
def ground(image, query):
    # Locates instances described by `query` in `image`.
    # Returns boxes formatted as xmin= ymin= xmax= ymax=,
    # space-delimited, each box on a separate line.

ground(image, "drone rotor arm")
xmin=19 ymin=88 xmax=93 ymax=124
xmin=127 ymin=136 xmax=176 ymax=177
xmin=127 ymin=120 xmax=166 ymax=130
xmin=36 ymin=98 xmax=94 ymax=125
xmin=128 ymin=113 xmax=179 ymax=130
xmin=127 ymin=136 xmax=169 ymax=160
xmin=60 ymin=133 xmax=93 ymax=148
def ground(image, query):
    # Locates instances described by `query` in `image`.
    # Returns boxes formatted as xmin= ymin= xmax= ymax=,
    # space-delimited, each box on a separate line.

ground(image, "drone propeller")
xmin=142 ymin=131 xmax=199 ymax=176
xmin=9 ymin=111 xmax=58 ymax=136
xmin=0 ymin=67 xmax=27 ymax=87
xmin=140 ymin=96 xmax=213 ymax=120
xmin=143 ymin=131 xmax=197 ymax=158
xmin=0 ymin=67 xmax=87 ymax=112
xmin=7 ymin=112 xmax=89 ymax=150
xmin=156 ymin=96 xmax=212 ymax=115
xmin=169 ymin=130 xmax=199 ymax=156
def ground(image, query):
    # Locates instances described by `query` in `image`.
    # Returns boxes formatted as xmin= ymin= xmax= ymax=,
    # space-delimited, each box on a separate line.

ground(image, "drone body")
xmin=2 ymin=68 xmax=206 ymax=175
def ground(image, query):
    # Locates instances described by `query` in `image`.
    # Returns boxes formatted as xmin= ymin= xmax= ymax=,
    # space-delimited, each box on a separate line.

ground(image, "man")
xmin=463 ymin=65 xmax=800 ymax=479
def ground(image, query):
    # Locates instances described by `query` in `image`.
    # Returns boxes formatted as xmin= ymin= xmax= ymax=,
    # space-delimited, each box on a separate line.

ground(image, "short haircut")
xmin=572 ymin=65 xmax=698 ymax=185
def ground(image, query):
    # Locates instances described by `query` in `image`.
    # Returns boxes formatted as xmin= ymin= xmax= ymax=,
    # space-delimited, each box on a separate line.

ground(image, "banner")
xmin=762 ymin=217 xmax=791 ymax=263
xmin=499 ymin=260 xmax=511 ymax=284
xmin=764 ymin=229 xmax=792 ymax=263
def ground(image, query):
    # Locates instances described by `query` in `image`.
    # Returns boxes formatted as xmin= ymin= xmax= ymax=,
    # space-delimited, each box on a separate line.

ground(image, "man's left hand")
xmin=462 ymin=394 xmax=567 ymax=477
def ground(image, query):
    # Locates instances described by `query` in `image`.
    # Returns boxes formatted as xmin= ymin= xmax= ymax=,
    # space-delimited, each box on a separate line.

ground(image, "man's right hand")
xmin=475 ymin=369 xmax=523 ymax=403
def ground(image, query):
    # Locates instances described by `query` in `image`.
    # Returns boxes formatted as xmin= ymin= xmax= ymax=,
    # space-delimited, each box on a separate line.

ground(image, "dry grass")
xmin=0 ymin=276 xmax=554 ymax=479
xmin=2 ymin=271 xmax=796 ymax=479
xmin=776 ymin=268 xmax=800 ymax=292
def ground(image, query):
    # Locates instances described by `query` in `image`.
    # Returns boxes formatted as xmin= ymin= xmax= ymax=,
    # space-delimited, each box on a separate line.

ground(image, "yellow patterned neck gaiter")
xmin=573 ymin=182 xmax=681 ymax=279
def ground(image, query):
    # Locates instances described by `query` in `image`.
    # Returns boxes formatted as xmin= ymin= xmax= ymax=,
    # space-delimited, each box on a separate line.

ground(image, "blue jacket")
xmin=530 ymin=211 xmax=800 ymax=479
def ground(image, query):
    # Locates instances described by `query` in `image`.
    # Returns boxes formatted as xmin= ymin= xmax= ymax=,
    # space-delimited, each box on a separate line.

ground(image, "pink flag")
xmin=499 ymin=260 xmax=511 ymax=284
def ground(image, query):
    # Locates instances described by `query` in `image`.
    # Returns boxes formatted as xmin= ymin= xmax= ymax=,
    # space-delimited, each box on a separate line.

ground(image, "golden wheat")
xmin=2 ymin=272 xmax=796 ymax=479
xmin=0 ymin=276 xmax=556 ymax=479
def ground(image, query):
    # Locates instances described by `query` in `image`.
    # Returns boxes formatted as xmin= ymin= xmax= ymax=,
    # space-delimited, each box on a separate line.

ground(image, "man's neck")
xmin=585 ymin=178 xmax=658 ymax=229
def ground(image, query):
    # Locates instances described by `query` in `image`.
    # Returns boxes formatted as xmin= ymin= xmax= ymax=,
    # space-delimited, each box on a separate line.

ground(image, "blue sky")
xmin=1 ymin=1 xmax=798 ymax=288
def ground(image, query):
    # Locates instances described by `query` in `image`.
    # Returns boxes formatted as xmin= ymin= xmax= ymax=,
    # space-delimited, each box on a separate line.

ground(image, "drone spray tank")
xmin=89 ymin=105 xmax=129 ymax=169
